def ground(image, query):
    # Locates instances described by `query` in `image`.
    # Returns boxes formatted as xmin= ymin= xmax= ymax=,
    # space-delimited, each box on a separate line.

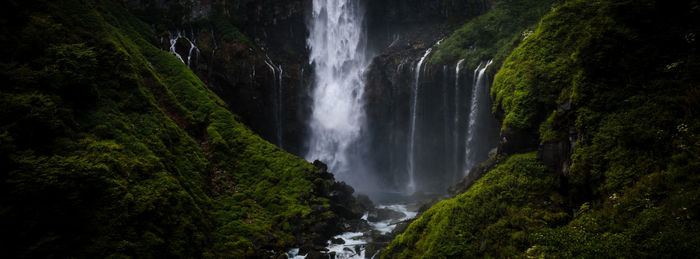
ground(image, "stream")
xmin=287 ymin=202 xmax=418 ymax=259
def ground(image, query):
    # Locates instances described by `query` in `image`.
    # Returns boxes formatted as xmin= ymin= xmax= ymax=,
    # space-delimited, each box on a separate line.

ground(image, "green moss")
xmin=431 ymin=0 xmax=564 ymax=70
xmin=385 ymin=0 xmax=700 ymax=257
xmin=0 ymin=0 xmax=332 ymax=257
xmin=384 ymin=153 xmax=563 ymax=258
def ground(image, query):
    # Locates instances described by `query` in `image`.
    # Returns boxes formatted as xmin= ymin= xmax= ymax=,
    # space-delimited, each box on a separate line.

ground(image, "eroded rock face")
xmin=126 ymin=0 xmax=312 ymax=155
xmin=362 ymin=28 xmax=502 ymax=193
xmin=365 ymin=0 xmax=496 ymax=52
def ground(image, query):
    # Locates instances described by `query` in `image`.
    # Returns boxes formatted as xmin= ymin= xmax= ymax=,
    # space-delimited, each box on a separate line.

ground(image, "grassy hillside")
xmin=0 ymin=0 xmax=336 ymax=257
xmin=384 ymin=0 xmax=700 ymax=257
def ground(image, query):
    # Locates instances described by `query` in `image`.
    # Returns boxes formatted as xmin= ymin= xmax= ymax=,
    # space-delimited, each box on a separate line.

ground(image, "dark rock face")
xmin=539 ymin=141 xmax=569 ymax=175
xmin=498 ymin=127 xmax=540 ymax=155
xmin=448 ymin=154 xmax=504 ymax=196
xmin=365 ymin=0 xmax=495 ymax=53
xmin=363 ymin=35 xmax=499 ymax=193
xmin=296 ymin=161 xmax=373 ymax=251
xmin=126 ymin=0 xmax=313 ymax=156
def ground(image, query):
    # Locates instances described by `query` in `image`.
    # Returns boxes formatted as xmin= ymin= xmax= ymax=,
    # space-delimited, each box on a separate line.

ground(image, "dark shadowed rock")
xmin=368 ymin=208 xmax=406 ymax=222
xmin=305 ymin=250 xmax=326 ymax=259
xmin=448 ymin=154 xmax=505 ymax=196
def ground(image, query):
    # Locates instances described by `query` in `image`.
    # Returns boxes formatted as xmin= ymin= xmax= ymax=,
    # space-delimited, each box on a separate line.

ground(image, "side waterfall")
xmin=453 ymin=59 xmax=465 ymax=182
xmin=464 ymin=60 xmax=493 ymax=175
xmin=264 ymin=56 xmax=284 ymax=148
xmin=407 ymin=46 xmax=433 ymax=194
xmin=168 ymin=29 xmax=199 ymax=68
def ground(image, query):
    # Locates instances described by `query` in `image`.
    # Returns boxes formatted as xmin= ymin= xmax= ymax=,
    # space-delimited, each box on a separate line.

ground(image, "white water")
xmin=168 ymin=30 xmax=199 ymax=67
xmin=327 ymin=232 xmax=367 ymax=259
xmin=168 ymin=31 xmax=185 ymax=63
xmin=330 ymin=204 xmax=415 ymax=259
xmin=277 ymin=65 xmax=284 ymax=148
xmin=264 ymin=56 xmax=284 ymax=148
xmin=407 ymin=45 xmax=434 ymax=194
xmin=286 ymin=248 xmax=307 ymax=259
xmin=464 ymin=60 xmax=493 ymax=175
xmin=366 ymin=204 xmax=417 ymax=235
xmin=453 ymin=59 xmax=465 ymax=182
xmin=286 ymin=203 xmax=415 ymax=259
xmin=306 ymin=0 xmax=368 ymax=181
xmin=186 ymin=37 xmax=199 ymax=67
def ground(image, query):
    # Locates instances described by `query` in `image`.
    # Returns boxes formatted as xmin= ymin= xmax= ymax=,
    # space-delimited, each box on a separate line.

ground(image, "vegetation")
xmin=0 ymin=0 xmax=335 ymax=257
xmin=384 ymin=153 xmax=567 ymax=257
xmin=384 ymin=0 xmax=700 ymax=257
xmin=431 ymin=0 xmax=564 ymax=70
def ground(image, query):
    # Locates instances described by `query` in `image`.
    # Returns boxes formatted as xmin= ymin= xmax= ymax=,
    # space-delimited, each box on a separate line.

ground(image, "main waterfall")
xmin=306 ymin=0 xmax=368 ymax=185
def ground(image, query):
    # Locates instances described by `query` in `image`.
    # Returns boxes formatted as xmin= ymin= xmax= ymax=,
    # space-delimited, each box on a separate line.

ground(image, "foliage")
xmin=385 ymin=0 xmax=700 ymax=257
xmin=431 ymin=0 xmax=564 ymax=70
xmin=384 ymin=153 xmax=566 ymax=258
xmin=0 ymin=0 xmax=333 ymax=257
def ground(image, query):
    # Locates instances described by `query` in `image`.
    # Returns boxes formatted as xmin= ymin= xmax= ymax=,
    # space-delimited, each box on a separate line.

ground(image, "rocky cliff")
xmin=384 ymin=0 xmax=700 ymax=257
xmin=125 ymin=0 xmax=313 ymax=156
xmin=0 ymin=0 xmax=366 ymax=257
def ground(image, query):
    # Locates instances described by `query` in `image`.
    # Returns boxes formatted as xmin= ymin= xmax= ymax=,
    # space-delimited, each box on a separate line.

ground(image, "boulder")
xmin=368 ymin=208 xmax=406 ymax=222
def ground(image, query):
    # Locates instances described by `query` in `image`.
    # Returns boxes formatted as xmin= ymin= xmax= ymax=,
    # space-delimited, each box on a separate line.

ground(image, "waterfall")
xmin=264 ymin=56 xmax=284 ymax=148
xmin=277 ymin=65 xmax=284 ymax=148
xmin=168 ymin=29 xmax=199 ymax=67
xmin=453 ymin=59 xmax=465 ymax=182
xmin=442 ymin=65 xmax=450 ymax=180
xmin=186 ymin=28 xmax=200 ymax=67
xmin=407 ymin=47 xmax=433 ymax=194
xmin=306 ymin=0 xmax=368 ymax=182
xmin=464 ymin=60 xmax=493 ymax=175
xmin=210 ymin=26 xmax=217 ymax=58
xmin=168 ymin=31 xmax=185 ymax=63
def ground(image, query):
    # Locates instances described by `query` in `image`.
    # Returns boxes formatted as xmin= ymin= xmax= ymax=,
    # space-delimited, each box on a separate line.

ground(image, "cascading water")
xmin=407 ymin=46 xmax=433 ymax=194
xmin=186 ymin=31 xmax=199 ymax=67
xmin=453 ymin=59 xmax=465 ymax=182
xmin=464 ymin=60 xmax=493 ymax=175
xmin=168 ymin=31 xmax=185 ymax=63
xmin=277 ymin=65 xmax=283 ymax=148
xmin=264 ymin=56 xmax=284 ymax=148
xmin=306 ymin=0 xmax=368 ymax=185
xmin=442 ymin=65 xmax=450 ymax=179
xmin=168 ymin=29 xmax=199 ymax=67
xmin=210 ymin=26 xmax=217 ymax=57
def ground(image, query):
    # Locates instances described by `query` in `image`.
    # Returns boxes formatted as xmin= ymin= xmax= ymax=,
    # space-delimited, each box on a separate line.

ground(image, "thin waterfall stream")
xmin=408 ymin=46 xmax=433 ymax=194
xmin=464 ymin=59 xmax=493 ymax=174
xmin=453 ymin=59 xmax=465 ymax=182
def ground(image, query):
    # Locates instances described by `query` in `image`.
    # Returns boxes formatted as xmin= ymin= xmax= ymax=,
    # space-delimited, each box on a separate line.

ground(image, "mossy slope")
xmin=431 ymin=0 xmax=564 ymax=71
xmin=384 ymin=0 xmax=700 ymax=257
xmin=0 ymin=0 xmax=333 ymax=257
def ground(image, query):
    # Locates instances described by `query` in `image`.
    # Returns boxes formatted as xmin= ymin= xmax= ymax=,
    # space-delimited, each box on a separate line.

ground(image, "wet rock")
xmin=416 ymin=196 xmax=443 ymax=214
xmin=449 ymin=154 xmax=505 ymax=196
xmin=498 ymin=127 xmax=539 ymax=155
xmin=356 ymin=194 xmax=375 ymax=211
xmin=344 ymin=218 xmax=372 ymax=232
xmin=305 ymin=250 xmax=326 ymax=259
xmin=538 ymin=140 xmax=570 ymax=176
xmin=330 ymin=237 xmax=345 ymax=245
xmin=391 ymin=221 xmax=412 ymax=236
xmin=368 ymin=208 xmax=406 ymax=222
